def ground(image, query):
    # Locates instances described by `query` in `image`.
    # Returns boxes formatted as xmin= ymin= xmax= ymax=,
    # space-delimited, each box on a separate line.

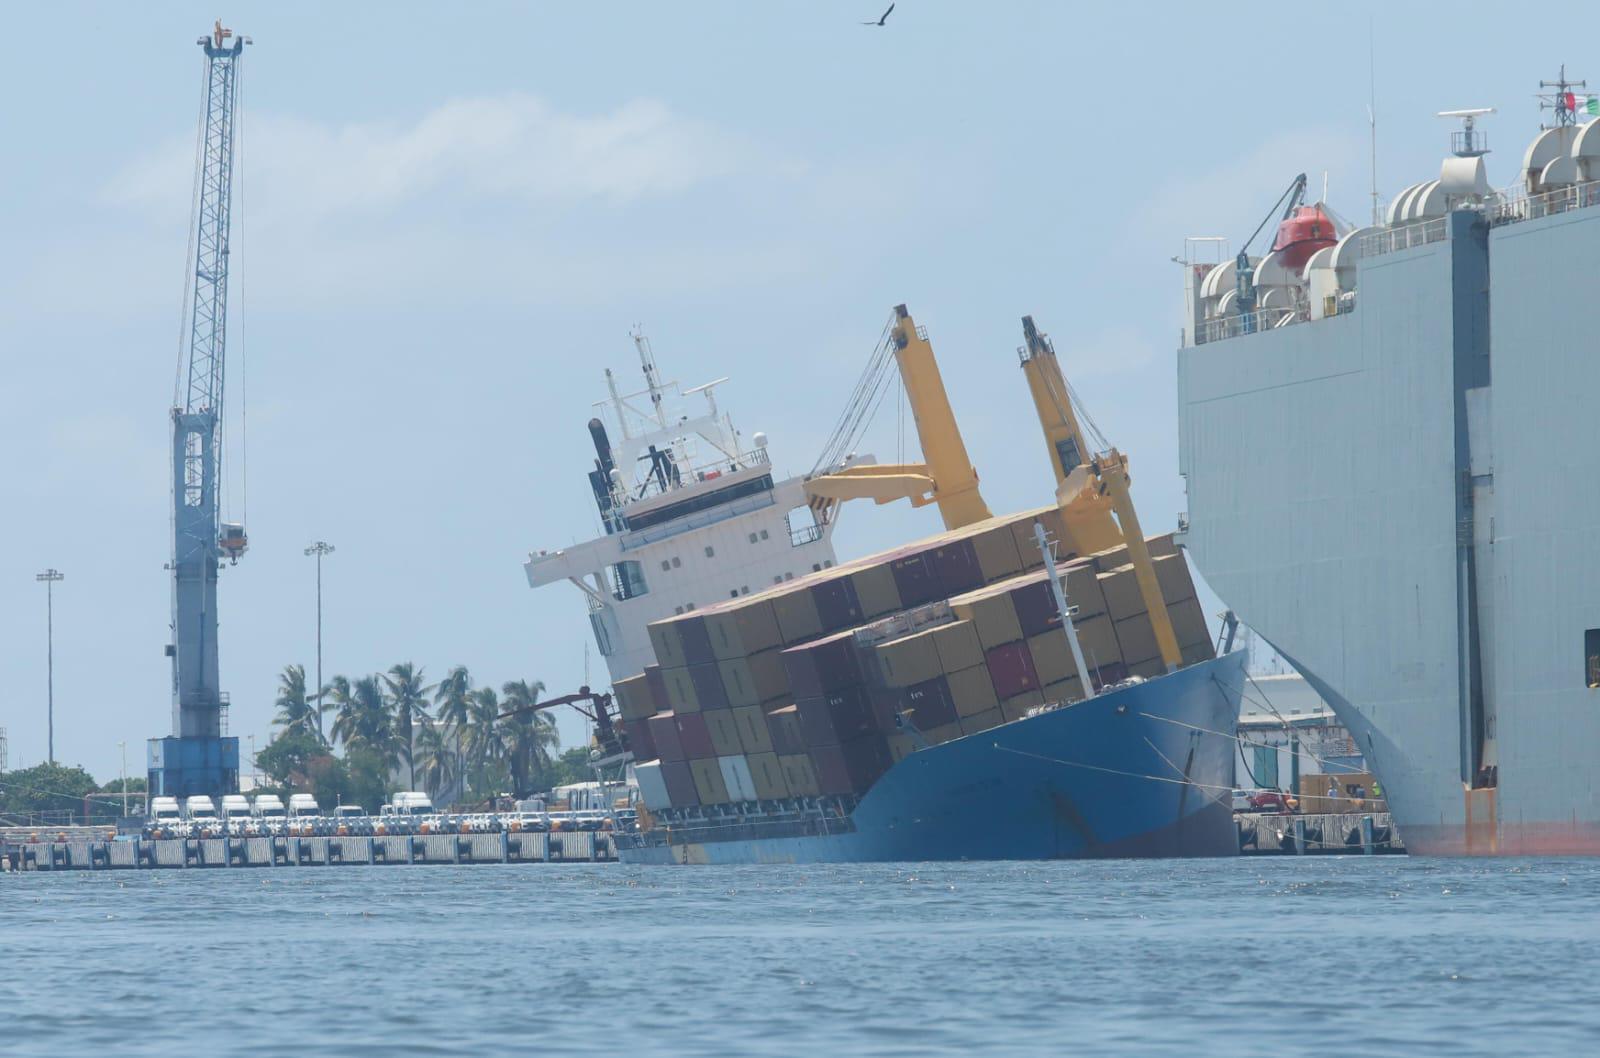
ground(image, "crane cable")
xmin=173 ymin=56 xmax=210 ymax=409
xmin=810 ymin=313 xmax=898 ymax=475
xmin=234 ymin=54 xmax=248 ymax=528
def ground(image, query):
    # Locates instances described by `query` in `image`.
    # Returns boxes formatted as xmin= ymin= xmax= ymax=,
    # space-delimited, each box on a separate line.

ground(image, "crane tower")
xmin=148 ymin=23 xmax=250 ymax=799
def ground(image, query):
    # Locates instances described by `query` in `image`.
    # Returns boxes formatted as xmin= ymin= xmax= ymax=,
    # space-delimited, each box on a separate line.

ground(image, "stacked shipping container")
xmin=624 ymin=506 xmax=1216 ymax=814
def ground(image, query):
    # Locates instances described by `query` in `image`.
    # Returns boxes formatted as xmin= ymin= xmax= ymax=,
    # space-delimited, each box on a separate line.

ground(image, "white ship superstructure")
xmin=525 ymin=332 xmax=853 ymax=683
xmin=1176 ymin=79 xmax=1600 ymax=854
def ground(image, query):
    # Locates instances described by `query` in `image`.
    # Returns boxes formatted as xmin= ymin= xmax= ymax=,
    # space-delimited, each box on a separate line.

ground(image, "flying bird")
xmin=861 ymin=3 xmax=894 ymax=26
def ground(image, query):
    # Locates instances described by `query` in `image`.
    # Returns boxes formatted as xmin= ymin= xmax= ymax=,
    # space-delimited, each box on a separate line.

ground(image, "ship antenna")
xmin=1368 ymin=23 xmax=1380 ymax=226
xmin=631 ymin=326 xmax=669 ymax=429
xmin=1537 ymin=64 xmax=1588 ymax=129
xmin=1035 ymin=522 xmax=1096 ymax=701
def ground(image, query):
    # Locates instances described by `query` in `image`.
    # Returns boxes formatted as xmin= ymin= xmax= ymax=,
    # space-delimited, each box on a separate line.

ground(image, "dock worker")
xmin=1327 ymin=780 xmax=1339 ymax=801
xmin=1372 ymin=779 xmax=1383 ymax=800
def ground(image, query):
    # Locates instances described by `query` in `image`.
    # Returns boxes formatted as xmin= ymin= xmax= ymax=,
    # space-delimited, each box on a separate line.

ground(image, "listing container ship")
xmin=1176 ymin=80 xmax=1600 ymax=855
xmin=528 ymin=307 xmax=1245 ymax=863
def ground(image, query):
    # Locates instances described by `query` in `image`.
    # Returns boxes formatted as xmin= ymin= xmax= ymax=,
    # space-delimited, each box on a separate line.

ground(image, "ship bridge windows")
xmin=608 ymin=560 xmax=649 ymax=602
xmin=787 ymin=505 xmax=822 ymax=546
xmin=1586 ymin=629 xmax=1600 ymax=688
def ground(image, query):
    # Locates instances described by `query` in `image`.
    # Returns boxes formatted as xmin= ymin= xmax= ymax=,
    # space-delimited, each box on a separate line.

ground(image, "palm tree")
xmin=464 ymin=686 xmax=508 ymax=801
xmin=324 ymin=675 xmax=355 ymax=746
xmin=413 ymin=719 xmax=457 ymax=800
xmin=272 ymin=664 xmax=323 ymax=744
xmin=331 ymin=674 xmax=397 ymax=766
xmin=499 ymin=679 xmax=558 ymax=799
xmin=433 ymin=665 xmax=473 ymax=792
xmin=383 ymin=662 xmax=435 ymax=791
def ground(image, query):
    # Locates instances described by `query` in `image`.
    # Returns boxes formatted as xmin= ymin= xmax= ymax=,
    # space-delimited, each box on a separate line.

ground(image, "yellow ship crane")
xmin=806 ymin=304 xmax=991 ymax=531
xmin=1018 ymin=316 xmax=1181 ymax=672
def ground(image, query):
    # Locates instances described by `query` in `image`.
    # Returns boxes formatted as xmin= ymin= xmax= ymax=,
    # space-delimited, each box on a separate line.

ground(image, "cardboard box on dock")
xmin=779 ymin=753 xmax=821 ymax=797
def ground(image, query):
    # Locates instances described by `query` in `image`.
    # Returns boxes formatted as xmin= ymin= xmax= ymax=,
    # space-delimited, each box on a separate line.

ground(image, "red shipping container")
xmin=648 ymin=712 xmax=685 ymax=762
xmin=796 ymin=687 xmax=875 ymax=746
xmin=928 ymin=539 xmax=984 ymax=597
xmin=659 ymin=759 xmax=700 ymax=806
xmin=890 ymin=552 xmax=941 ymax=608
xmin=675 ymin=712 xmax=715 ymax=759
xmin=625 ymin=718 xmax=658 ymax=762
xmin=688 ymin=662 xmax=730 ymax=711
xmin=644 ymin=665 xmax=669 ymax=712
xmin=1009 ymin=577 xmax=1061 ymax=638
xmin=811 ymin=576 xmax=865 ymax=632
xmin=781 ymin=631 xmax=864 ymax=698
xmin=811 ymin=735 xmax=893 ymax=796
xmin=986 ymin=642 xmax=1040 ymax=699
xmin=677 ymin=616 xmax=716 ymax=666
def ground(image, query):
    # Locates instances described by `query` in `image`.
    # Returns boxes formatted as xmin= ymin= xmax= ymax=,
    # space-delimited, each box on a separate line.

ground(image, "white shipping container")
xmin=718 ymin=754 xmax=759 ymax=803
xmin=634 ymin=760 xmax=673 ymax=811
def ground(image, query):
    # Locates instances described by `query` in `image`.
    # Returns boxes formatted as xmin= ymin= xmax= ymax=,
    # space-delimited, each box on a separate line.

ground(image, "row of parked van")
xmin=143 ymin=791 xmax=628 ymax=839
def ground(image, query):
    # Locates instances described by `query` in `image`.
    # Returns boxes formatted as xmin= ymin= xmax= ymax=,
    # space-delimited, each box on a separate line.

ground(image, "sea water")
xmin=4 ymin=857 xmax=1597 ymax=1056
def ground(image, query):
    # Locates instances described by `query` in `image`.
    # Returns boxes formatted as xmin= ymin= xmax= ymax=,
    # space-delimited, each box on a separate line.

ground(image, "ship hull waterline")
xmin=621 ymin=650 xmax=1248 ymax=864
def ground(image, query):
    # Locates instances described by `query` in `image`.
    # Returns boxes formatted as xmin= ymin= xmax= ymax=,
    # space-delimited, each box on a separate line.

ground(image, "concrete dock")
xmin=1237 ymin=811 xmax=1403 ymax=855
xmin=2 ymin=831 xmax=617 ymax=872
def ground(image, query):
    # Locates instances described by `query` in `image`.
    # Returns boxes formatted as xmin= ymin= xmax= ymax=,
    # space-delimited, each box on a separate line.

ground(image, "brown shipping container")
xmin=765 ymin=704 xmax=808 ymax=756
xmin=1114 ymin=613 xmax=1162 ymax=666
xmin=675 ymin=713 xmax=715 ymax=759
xmin=1009 ymin=576 xmax=1061 ymax=638
xmin=689 ymin=663 xmax=730 ymax=710
xmin=986 ymin=641 xmax=1040 ymax=699
xmin=924 ymin=722 xmax=964 ymax=746
xmin=812 ymin=735 xmax=893 ymax=796
xmin=746 ymin=648 xmax=792 ymax=702
xmin=644 ymin=666 xmax=669 ymax=714
xmin=959 ymin=707 xmax=1005 ymax=737
xmin=781 ymin=631 xmax=864 ymax=698
xmin=717 ymin=657 xmax=760 ymax=709
xmin=1181 ymin=640 xmax=1216 ymax=666
xmin=1169 ymin=596 xmax=1210 ymax=652
xmin=931 ymin=620 xmax=984 ymax=673
xmin=1089 ymin=660 xmax=1129 ymax=689
xmin=733 ymin=705 xmax=775 ymax=754
xmin=1042 ymin=675 xmax=1085 ymax=705
xmin=796 ymin=687 xmax=876 ymax=746
xmin=704 ymin=708 xmax=744 ymax=757
xmin=771 ymin=586 xmax=823 ymax=644
xmin=648 ymin=712 xmax=686 ymax=762
xmin=704 ymin=599 xmax=782 ymax=661
xmin=623 ymin=717 xmax=658 ymax=762
xmin=946 ymin=663 xmax=1000 ymax=717
xmin=1001 ymin=690 xmax=1044 ymax=723
xmin=1152 ymin=552 xmax=1197 ymax=605
xmin=811 ymin=574 xmax=865 ymax=632
xmin=747 ymin=751 xmax=790 ymax=799
xmin=1089 ymin=534 xmax=1179 ymax=576
xmin=689 ymin=758 xmax=731 ymax=804
xmin=1129 ymin=657 xmax=1167 ymax=679
xmin=613 ymin=672 xmax=657 ymax=721
xmin=1011 ymin=507 xmax=1066 ymax=569
xmin=659 ymin=759 xmax=699 ymax=806
xmin=779 ymin=753 xmax=821 ymax=797
xmin=850 ymin=563 xmax=903 ymax=618
xmin=1098 ymin=565 xmax=1148 ymax=622
xmin=890 ymin=552 xmax=942 ymax=608
xmin=1027 ymin=630 xmax=1081 ymax=687
xmin=928 ymin=538 xmax=985 ymax=597
xmin=1074 ymin=613 xmax=1122 ymax=671
xmin=950 ymin=585 xmax=1024 ymax=650
xmin=648 ymin=619 xmax=687 ymax=669
xmin=971 ymin=521 xmax=1024 ymax=583
xmin=901 ymin=676 xmax=959 ymax=729
xmin=873 ymin=629 xmax=943 ymax=689
xmin=662 ymin=666 xmax=701 ymax=713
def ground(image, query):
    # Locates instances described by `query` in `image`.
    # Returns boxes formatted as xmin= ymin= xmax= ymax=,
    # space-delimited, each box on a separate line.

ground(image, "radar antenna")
xmin=1437 ymin=108 xmax=1495 ymax=157
xmin=1537 ymin=66 xmax=1590 ymax=129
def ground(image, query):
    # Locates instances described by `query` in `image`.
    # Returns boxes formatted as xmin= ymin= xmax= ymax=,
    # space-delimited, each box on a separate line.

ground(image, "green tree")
xmin=256 ymin=728 xmax=329 ymax=789
xmin=433 ymin=665 xmax=473 ymax=795
xmin=463 ymin=686 xmax=509 ymax=799
xmin=548 ymin=746 xmax=596 ymax=789
xmin=331 ymin=674 xmax=397 ymax=767
xmin=342 ymin=745 xmax=392 ymax=811
xmin=0 ymin=762 xmax=102 ymax=823
xmin=383 ymin=662 xmax=435 ymax=791
xmin=414 ymin=720 xmax=457 ymax=800
xmin=498 ymin=679 xmax=558 ymax=798
xmin=273 ymin=664 xmax=325 ymax=744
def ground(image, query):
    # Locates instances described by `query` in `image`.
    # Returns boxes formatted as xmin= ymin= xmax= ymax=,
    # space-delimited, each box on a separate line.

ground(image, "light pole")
xmin=119 ymin=740 xmax=129 ymax=818
xmin=248 ymin=733 xmax=257 ymax=787
xmin=35 ymin=569 xmax=64 ymax=765
xmin=303 ymin=542 xmax=335 ymax=738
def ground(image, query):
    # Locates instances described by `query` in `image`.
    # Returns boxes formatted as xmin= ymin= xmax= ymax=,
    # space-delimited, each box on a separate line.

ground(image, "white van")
xmin=149 ymin=796 xmax=182 ymax=835
xmin=220 ymin=794 xmax=253 ymax=834
xmin=183 ymin=795 xmax=220 ymax=836
xmin=252 ymin=793 xmax=286 ymax=834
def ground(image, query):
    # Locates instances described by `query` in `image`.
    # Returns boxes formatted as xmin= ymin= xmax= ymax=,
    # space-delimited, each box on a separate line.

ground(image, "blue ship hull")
xmin=620 ymin=650 xmax=1248 ymax=864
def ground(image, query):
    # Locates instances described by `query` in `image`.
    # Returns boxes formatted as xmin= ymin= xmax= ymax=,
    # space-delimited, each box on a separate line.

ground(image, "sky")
xmin=0 ymin=1 xmax=1589 ymax=781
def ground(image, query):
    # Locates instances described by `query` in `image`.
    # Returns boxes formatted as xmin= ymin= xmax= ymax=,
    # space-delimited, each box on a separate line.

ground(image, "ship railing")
xmin=852 ymin=599 xmax=954 ymax=647
xmin=688 ymin=446 xmax=771 ymax=483
xmin=1489 ymin=179 xmax=1600 ymax=227
xmin=1360 ymin=216 xmax=1449 ymax=258
xmin=1195 ymin=308 xmax=1295 ymax=345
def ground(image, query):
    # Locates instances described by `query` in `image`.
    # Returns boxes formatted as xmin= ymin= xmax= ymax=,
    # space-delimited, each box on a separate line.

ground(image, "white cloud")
xmin=105 ymin=93 xmax=744 ymax=222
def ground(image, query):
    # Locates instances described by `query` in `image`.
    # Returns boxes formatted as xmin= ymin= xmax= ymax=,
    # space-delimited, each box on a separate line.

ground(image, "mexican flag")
xmin=1589 ymin=96 xmax=1600 ymax=116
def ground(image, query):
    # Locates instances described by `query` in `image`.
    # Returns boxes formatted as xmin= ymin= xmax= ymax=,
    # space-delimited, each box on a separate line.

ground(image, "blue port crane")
xmin=148 ymin=22 xmax=250 ymax=799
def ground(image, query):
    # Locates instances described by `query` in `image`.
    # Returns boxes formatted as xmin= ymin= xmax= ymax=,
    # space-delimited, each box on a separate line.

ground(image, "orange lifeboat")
xmin=1271 ymin=203 xmax=1337 ymax=272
